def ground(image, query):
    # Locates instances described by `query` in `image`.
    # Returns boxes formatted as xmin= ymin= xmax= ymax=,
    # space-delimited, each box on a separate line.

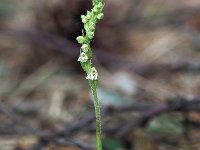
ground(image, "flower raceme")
xmin=76 ymin=1 xmax=104 ymax=81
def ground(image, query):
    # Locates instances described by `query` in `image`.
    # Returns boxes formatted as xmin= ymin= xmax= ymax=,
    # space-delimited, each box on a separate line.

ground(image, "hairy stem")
xmin=89 ymin=80 xmax=102 ymax=150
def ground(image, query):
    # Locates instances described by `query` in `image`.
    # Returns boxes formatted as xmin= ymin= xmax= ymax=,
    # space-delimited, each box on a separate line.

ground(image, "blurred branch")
xmin=0 ymin=101 xmax=39 ymax=134
xmin=30 ymin=138 xmax=95 ymax=150
xmin=0 ymin=95 xmax=200 ymax=149
xmin=56 ymin=96 xmax=200 ymax=137
xmin=117 ymin=96 xmax=200 ymax=136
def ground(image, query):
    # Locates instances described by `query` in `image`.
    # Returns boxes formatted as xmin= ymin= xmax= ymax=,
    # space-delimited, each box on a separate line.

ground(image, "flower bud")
xmin=93 ymin=6 xmax=98 ymax=13
xmin=97 ymin=2 xmax=103 ymax=9
xmin=88 ymin=31 xmax=94 ymax=39
xmin=97 ymin=13 xmax=104 ymax=20
xmin=76 ymin=36 xmax=84 ymax=44
xmin=86 ymin=11 xmax=91 ymax=19
xmin=81 ymin=44 xmax=89 ymax=52
xmin=89 ymin=23 xmax=95 ymax=31
xmin=81 ymin=15 xmax=87 ymax=23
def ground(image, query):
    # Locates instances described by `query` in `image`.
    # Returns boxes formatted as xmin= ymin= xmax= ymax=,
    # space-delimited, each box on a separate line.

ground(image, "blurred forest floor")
xmin=1 ymin=0 xmax=200 ymax=150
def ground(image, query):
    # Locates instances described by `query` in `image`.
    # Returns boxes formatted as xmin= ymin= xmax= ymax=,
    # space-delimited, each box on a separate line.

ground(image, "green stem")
xmin=89 ymin=80 xmax=102 ymax=150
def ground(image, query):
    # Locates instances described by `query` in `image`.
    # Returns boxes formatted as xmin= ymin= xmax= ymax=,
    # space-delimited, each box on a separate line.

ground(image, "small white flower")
xmin=78 ymin=52 xmax=88 ymax=62
xmin=86 ymin=11 xmax=91 ymax=19
xmin=88 ymin=31 xmax=94 ymax=39
xmin=86 ymin=67 xmax=98 ymax=80
xmin=97 ymin=13 xmax=104 ymax=20
xmin=81 ymin=15 xmax=87 ymax=23
xmin=98 ymin=2 xmax=103 ymax=9
xmin=81 ymin=44 xmax=89 ymax=52
xmin=76 ymin=36 xmax=84 ymax=44
xmin=93 ymin=6 xmax=98 ymax=13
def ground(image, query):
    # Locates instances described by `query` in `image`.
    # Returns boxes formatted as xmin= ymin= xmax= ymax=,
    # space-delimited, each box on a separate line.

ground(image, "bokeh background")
xmin=1 ymin=0 xmax=200 ymax=149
